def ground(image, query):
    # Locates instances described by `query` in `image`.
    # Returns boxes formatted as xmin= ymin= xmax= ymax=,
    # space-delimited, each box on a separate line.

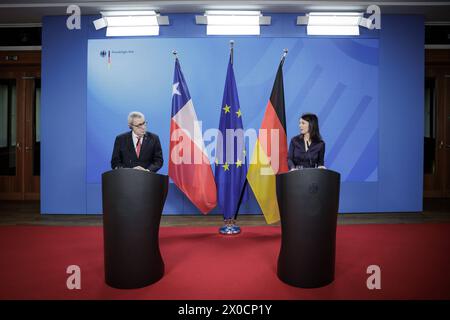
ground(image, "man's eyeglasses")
xmin=131 ymin=121 xmax=147 ymax=128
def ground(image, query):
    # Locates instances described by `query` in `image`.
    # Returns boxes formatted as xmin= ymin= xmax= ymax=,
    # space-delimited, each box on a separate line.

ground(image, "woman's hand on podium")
xmin=318 ymin=166 xmax=326 ymax=169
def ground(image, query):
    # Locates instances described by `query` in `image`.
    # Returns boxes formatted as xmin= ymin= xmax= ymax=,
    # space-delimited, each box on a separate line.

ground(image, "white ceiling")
xmin=0 ymin=0 xmax=449 ymax=24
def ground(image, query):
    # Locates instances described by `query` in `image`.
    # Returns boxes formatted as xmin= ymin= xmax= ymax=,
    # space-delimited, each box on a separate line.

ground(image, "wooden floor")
xmin=0 ymin=198 xmax=449 ymax=226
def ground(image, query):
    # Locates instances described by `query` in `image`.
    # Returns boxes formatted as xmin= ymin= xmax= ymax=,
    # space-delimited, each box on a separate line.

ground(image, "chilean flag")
xmin=169 ymin=58 xmax=217 ymax=214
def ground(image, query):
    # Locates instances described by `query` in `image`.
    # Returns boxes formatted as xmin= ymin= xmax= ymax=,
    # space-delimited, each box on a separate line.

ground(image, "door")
xmin=0 ymin=53 xmax=40 ymax=200
xmin=443 ymin=74 xmax=450 ymax=197
xmin=23 ymin=71 xmax=41 ymax=200
xmin=0 ymin=71 xmax=21 ymax=199
xmin=424 ymin=53 xmax=450 ymax=198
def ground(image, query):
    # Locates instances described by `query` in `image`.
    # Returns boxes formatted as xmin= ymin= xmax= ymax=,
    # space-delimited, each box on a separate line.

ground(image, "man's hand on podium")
xmin=133 ymin=166 xmax=150 ymax=172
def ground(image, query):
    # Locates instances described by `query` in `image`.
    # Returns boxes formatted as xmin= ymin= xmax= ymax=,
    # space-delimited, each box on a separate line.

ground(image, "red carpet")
xmin=0 ymin=224 xmax=449 ymax=300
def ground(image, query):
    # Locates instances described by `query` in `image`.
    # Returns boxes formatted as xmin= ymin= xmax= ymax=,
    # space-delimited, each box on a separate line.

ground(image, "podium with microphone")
xmin=102 ymin=168 xmax=168 ymax=289
xmin=276 ymin=168 xmax=340 ymax=288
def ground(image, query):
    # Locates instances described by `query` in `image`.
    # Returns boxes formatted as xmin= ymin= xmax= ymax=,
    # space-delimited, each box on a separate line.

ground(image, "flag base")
xmin=219 ymin=220 xmax=241 ymax=235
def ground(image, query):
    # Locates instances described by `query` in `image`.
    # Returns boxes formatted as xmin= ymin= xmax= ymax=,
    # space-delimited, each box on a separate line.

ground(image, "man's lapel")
xmin=140 ymin=132 xmax=150 ymax=157
xmin=127 ymin=131 xmax=138 ymax=160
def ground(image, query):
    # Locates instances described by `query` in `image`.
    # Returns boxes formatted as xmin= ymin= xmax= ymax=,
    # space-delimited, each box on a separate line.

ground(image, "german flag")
xmin=247 ymin=56 xmax=288 ymax=224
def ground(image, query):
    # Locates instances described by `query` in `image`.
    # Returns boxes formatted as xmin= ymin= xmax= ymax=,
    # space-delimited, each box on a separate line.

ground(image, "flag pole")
xmin=172 ymin=50 xmax=178 ymax=59
xmin=281 ymin=48 xmax=288 ymax=66
xmin=234 ymin=179 xmax=247 ymax=220
xmin=230 ymin=40 xmax=234 ymax=65
xmin=229 ymin=39 xmax=245 ymax=220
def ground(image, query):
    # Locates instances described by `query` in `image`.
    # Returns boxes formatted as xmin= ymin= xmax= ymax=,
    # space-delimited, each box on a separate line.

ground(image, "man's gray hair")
xmin=128 ymin=111 xmax=145 ymax=127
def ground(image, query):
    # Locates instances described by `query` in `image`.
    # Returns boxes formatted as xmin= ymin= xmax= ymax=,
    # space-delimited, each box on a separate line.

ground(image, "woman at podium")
xmin=288 ymin=113 xmax=326 ymax=170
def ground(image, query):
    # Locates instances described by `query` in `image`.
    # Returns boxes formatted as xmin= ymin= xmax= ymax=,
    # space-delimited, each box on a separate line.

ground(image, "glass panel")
xmin=33 ymin=79 xmax=41 ymax=176
xmin=424 ymin=78 xmax=436 ymax=175
xmin=446 ymin=76 xmax=450 ymax=191
xmin=447 ymin=77 xmax=450 ymax=141
xmin=0 ymin=79 xmax=17 ymax=176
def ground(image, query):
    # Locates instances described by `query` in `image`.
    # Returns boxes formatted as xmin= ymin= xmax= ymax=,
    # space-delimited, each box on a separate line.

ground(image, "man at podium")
xmin=111 ymin=111 xmax=163 ymax=172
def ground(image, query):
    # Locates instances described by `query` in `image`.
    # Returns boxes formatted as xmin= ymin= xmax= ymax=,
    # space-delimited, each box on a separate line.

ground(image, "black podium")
xmin=276 ymin=168 xmax=340 ymax=288
xmin=102 ymin=168 xmax=168 ymax=289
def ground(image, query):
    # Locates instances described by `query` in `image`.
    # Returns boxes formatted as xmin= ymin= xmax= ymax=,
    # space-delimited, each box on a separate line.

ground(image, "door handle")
xmin=25 ymin=146 xmax=32 ymax=151
xmin=439 ymin=141 xmax=450 ymax=149
xmin=16 ymin=143 xmax=20 ymax=150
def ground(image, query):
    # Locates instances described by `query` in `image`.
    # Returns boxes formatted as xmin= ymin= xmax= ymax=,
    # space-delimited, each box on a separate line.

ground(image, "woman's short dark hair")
xmin=300 ymin=113 xmax=323 ymax=142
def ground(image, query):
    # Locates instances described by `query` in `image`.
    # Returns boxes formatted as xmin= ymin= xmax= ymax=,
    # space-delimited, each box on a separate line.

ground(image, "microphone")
xmin=306 ymin=140 xmax=313 ymax=168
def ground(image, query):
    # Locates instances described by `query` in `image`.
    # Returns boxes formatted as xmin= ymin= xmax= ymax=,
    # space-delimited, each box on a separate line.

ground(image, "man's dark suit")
xmin=111 ymin=131 xmax=163 ymax=172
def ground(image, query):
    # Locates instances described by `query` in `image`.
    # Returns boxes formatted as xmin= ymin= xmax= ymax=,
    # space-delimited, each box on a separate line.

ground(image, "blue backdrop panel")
xmin=87 ymin=38 xmax=378 ymax=183
xmin=378 ymin=15 xmax=424 ymax=212
xmin=41 ymin=16 xmax=88 ymax=214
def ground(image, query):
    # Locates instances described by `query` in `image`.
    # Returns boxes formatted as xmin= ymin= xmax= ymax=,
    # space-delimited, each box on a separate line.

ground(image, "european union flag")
xmin=215 ymin=55 xmax=248 ymax=220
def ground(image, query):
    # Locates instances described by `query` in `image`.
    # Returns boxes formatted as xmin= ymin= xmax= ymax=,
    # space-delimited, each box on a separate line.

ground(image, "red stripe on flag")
xmin=258 ymin=100 xmax=289 ymax=174
xmin=169 ymin=119 xmax=217 ymax=214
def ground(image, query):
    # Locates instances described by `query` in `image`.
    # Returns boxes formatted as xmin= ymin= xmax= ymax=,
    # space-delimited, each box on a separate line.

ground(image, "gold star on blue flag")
xmin=223 ymin=105 xmax=231 ymax=114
